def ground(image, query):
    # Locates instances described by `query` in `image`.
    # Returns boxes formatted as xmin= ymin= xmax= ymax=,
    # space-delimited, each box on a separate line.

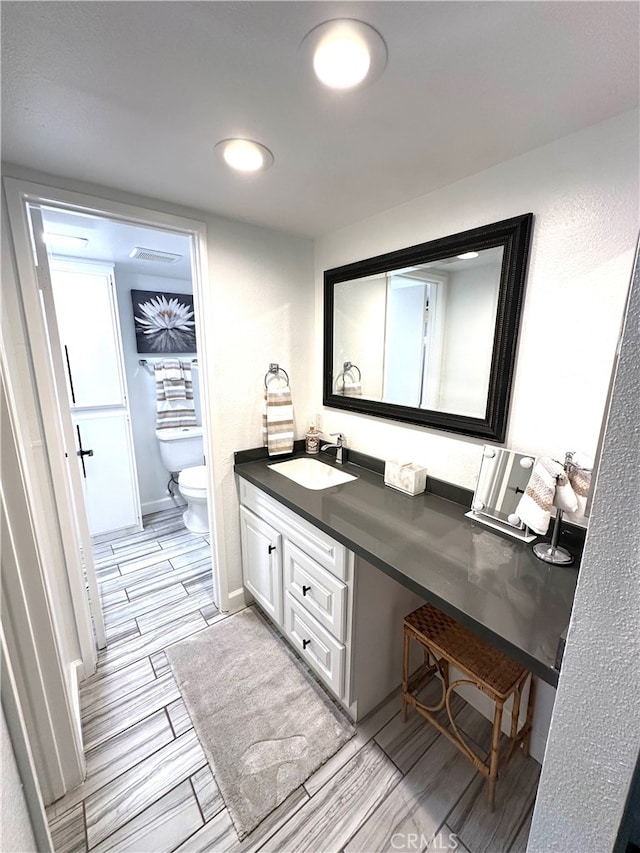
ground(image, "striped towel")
xmin=155 ymin=359 xmax=197 ymax=429
xmin=262 ymin=385 xmax=294 ymax=456
xmin=515 ymin=457 xmax=578 ymax=535
xmin=342 ymin=378 xmax=362 ymax=396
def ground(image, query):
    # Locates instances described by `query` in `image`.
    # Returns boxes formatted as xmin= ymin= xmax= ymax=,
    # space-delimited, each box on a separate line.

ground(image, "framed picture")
xmin=131 ymin=289 xmax=197 ymax=354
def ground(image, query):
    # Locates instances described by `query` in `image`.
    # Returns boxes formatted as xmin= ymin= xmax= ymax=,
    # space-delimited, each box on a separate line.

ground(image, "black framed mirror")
xmin=323 ymin=213 xmax=533 ymax=442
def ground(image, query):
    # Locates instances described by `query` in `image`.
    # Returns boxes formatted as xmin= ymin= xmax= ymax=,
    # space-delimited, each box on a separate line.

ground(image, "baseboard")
xmin=226 ymin=587 xmax=247 ymax=613
xmin=141 ymin=494 xmax=186 ymax=515
xmin=69 ymin=659 xmax=84 ymax=753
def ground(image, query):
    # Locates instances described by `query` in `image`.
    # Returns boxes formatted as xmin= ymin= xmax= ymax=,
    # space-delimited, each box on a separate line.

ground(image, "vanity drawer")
xmin=284 ymin=592 xmax=345 ymax=698
xmin=239 ymin=479 xmax=347 ymax=579
xmin=284 ymin=540 xmax=348 ymax=641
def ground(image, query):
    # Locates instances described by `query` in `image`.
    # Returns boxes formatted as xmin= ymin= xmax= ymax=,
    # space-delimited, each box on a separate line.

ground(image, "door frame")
xmin=3 ymin=177 xmax=229 ymax=623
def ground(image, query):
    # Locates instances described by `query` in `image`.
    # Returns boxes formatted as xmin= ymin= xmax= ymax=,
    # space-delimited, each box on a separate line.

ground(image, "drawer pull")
xmin=302 ymin=638 xmax=311 ymax=649
xmin=302 ymin=585 xmax=312 ymax=596
xmin=268 ymin=544 xmax=277 ymax=554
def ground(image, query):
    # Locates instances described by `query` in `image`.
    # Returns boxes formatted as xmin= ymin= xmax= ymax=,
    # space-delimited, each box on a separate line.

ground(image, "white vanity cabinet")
xmin=238 ymin=477 xmax=424 ymax=720
xmin=239 ymin=506 xmax=283 ymax=625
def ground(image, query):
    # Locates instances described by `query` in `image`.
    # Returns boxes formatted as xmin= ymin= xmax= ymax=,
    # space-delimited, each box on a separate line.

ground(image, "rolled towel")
xmin=515 ymin=457 xmax=577 ymax=535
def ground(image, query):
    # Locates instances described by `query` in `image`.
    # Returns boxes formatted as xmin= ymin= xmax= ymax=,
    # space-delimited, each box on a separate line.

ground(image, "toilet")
xmin=156 ymin=426 xmax=209 ymax=534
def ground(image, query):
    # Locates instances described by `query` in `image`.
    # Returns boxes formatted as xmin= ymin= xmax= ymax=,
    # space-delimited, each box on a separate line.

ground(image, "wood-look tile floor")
xmin=46 ymin=507 xmax=539 ymax=853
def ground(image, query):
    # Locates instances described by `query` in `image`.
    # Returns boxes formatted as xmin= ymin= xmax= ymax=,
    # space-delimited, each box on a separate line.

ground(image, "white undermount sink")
xmin=268 ymin=457 xmax=357 ymax=490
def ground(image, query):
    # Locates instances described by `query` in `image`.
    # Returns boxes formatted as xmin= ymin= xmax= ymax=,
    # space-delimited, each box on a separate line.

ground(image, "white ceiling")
xmin=2 ymin=1 xmax=638 ymax=238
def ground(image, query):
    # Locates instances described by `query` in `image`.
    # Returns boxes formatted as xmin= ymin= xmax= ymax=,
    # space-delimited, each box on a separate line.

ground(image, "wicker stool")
xmin=402 ymin=602 xmax=535 ymax=810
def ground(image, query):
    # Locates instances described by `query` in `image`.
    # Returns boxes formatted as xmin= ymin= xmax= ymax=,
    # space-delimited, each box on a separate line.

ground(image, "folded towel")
xmin=262 ymin=385 xmax=294 ymax=456
xmin=566 ymin=452 xmax=594 ymax=516
xmin=342 ymin=379 xmax=362 ymax=396
xmin=155 ymin=360 xmax=197 ymax=429
xmin=515 ymin=457 xmax=577 ymax=535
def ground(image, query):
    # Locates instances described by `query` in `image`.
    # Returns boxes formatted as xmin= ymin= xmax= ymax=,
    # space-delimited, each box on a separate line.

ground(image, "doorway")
xmin=4 ymin=178 xmax=227 ymax=664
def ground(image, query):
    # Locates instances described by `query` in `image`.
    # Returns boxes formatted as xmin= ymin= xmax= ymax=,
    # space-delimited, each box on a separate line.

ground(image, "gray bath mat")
xmin=166 ymin=606 xmax=355 ymax=840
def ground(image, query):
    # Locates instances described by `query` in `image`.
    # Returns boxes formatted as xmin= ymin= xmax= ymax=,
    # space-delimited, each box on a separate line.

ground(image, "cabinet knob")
xmin=302 ymin=585 xmax=311 ymax=596
xmin=268 ymin=544 xmax=276 ymax=554
xmin=302 ymin=638 xmax=311 ymax=649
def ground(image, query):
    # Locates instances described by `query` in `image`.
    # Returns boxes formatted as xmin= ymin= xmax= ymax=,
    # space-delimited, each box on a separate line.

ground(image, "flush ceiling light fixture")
xmin=42 ymin=233 xmax=88 ymax=249
xmin=457 ymin=251 xmax=480 ymax=260
xmin=301 ymin=19 xmax=387 ymax=90
xmin=214 ymin=138 xmax=274 ymax=173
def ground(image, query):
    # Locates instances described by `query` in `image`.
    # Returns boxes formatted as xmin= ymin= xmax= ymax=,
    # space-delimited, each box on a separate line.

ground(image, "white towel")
xmin=155 ymin=359 xmax=197 ymax=429
xmin=262 ymin=385 xmax=294 ymax=456
xmin=515 ymin=457 xmax=578 ymax=535
xmin=342 ymin=378 xmax=362 ymax=396
xmin=566 ymin=452 xmax=594 ymax=516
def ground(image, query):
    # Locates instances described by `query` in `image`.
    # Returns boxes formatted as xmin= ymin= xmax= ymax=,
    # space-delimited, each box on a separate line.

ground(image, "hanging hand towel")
xmin=566 ymin=452 xmax=594 ymax=516
xmin=155 ymin=359 xmax=197 ymax=429
xmin=515 ymin=457 xmax=577 ymax=535
xmin=262 ymin=384 xmax=294 ymax=456
xmin=342 ymin=378 xmax=362 ymax=396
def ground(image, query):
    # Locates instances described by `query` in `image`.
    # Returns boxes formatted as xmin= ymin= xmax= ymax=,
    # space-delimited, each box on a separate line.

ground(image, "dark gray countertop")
xmin=234 ymin=451 xmax=579 ymax=686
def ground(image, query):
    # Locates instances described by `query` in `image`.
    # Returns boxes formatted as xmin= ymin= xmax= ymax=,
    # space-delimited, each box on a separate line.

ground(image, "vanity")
xmin=234 ymin=447 xmax=580 ymax=723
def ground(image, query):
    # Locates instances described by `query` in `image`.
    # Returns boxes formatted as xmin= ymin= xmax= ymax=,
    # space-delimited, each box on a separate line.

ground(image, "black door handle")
xmin=76 ymin=425 xmax=94 ymax=478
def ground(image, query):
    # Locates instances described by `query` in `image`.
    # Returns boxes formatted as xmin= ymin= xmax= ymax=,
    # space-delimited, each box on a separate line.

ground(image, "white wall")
xmin=528 ymin=231 xmax=640 ymax=852
xmin=1 ymin=162 xmax=315 ymax=608
xmin=114 ymin=269 xmax=200 ymax=515
xmin=334 ymin=275 xmax=386 ymax=399
xmin=439 ymin=264 xmax=499 ymax=417
xmin=314 ymin=110 xmax=639 ymax=533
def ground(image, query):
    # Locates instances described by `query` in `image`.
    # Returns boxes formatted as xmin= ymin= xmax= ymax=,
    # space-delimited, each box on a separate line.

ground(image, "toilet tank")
xmin=156 ymin=426 xmax=204 ymax=472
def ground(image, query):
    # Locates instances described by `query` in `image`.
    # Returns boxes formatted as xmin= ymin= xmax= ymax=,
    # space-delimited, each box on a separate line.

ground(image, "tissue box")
xmin=384 ymin=460 xmax=428 ymax=496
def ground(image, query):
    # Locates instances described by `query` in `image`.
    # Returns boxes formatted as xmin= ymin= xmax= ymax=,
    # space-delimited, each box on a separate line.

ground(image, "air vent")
xmin=128 ymin=247 xmax=182 ymax=264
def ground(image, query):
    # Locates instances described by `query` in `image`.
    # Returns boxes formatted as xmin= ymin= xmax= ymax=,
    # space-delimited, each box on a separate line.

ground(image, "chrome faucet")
xmin=321 ymin=432 xmax=346 ymax=465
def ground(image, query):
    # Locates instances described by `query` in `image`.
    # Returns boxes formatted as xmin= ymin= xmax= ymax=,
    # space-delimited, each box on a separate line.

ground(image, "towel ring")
xmin=343 ymin=361 xmax=361 ymax=381
xmin=264 ymin=363 xmax=290 ymax=389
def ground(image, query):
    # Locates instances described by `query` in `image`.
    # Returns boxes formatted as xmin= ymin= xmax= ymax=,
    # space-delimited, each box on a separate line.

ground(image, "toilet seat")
xmin=178 ymin=465 xmax=208 ymax=494
xmin=178 ymin=465 xmax=209 ymax=534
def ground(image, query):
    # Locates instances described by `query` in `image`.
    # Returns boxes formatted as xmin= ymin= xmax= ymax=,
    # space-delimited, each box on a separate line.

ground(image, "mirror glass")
xmin=466 ymin=446 xmax=537 ymax=542
xmin=323 ymin=214 xmax=533 ymax=441
xmin=472 ymin=446 xmax=535 ymax=528
xmin=333 ymin=246 xmax=503 ymax=418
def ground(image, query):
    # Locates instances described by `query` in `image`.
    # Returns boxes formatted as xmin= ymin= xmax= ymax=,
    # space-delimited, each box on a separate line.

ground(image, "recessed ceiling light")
xmin=301 ymin=19 xmax=387 ymax=90
xmin=457 ymin=252 xmax=480 ymax=260
xmin=214 ymin=138 xmax=274 ymax=173
xmin=43 ymin=233 xmax=88 ymax=249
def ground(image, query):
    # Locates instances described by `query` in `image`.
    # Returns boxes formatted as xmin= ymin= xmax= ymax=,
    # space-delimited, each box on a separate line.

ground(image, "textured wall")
xmin=314 ymin=110 xmax=639 ymax=512
xmin=528 ymin=244 xmax=640 ymax=848
xmin=1 ymin=704 xmax=38 ymax=851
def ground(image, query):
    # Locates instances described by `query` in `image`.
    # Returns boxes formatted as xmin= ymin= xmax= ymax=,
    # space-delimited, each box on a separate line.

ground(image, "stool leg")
xmin=523 ymin=675 xmax=536 ymax=758
xmin=510 ymin=687 xmax=522 ymax=742
xmin=402 ymin=626 xmax=410 ymax=722
xmin=488 ymin=701 xmax=504 ymax=811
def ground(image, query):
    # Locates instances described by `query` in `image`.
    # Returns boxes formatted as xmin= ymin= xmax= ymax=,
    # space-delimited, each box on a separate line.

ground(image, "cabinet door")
xmin=240 ymin=506 xmax=283 ymax=625
xmin=51 ymin=266 xmax=125 ymax=408
xmin=74 ymin=411 xmax=141 ymax=536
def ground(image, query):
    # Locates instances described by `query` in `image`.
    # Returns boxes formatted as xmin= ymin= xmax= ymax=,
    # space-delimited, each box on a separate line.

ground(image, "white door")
xmin=50 ymin=261 xmax=142 ymax=537
xmin=26 ymin=205 xmax=106 ymax=653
